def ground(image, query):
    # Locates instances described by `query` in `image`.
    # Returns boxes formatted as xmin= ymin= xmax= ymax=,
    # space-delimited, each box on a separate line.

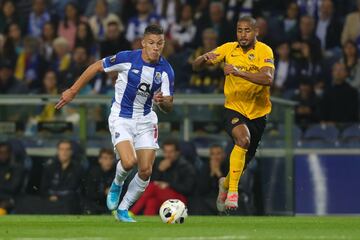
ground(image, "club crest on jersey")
xmin=154 ymin=72 xmax=162 ymax=84
xmin=110 ymin=55 xmax=116 ymax=63
xmin=248 ymin=54 xmax=255 ymax=61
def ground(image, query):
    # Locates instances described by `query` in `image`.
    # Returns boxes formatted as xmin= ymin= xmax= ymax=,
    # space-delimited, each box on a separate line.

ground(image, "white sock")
xmin=118 ymin=173 xmax=149 ymax=210
xmin=114 ymin=160 xmax=130 ymax=186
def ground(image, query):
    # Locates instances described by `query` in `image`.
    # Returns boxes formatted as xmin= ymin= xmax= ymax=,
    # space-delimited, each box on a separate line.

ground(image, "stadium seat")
xmin=301 ymin=124 xmax=339 ymax=147
xmin=341 ymin=124 xmax=360 ymax=141
xmin=191 ymin=135 xmax=228 ymax=149
xmin=339 ymin=124 xmax=360 ymax=148
xmin=261 ymin=123 xmax=302 ymax=148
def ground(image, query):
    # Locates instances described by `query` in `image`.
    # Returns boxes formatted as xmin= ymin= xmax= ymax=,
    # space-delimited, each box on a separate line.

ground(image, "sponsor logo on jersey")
xmin=115 ymin=132 xmax=120 ymax=139
xmin=154 ymin=72 xmax=162 ymax=84
xmin=137 ymin=82 xmax=151 ymax=97
xmin=237 ymin=65 xmax=259 ymax=72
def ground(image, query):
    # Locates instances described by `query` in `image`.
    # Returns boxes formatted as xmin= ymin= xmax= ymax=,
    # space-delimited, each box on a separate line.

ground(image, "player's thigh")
xmin=231 ymin=124 xmax=251 ymax=147
xmin=224 ymin=108 xmax=251 ymax=146
xmin=134 ymin=112 xmax=159 ymax=150
xmin=246 ymin=116 xmax=267 ymax=160
xmin=109 ymin=117 xmax=134 ymax=143
xmin=108 ymin=115 xmax=136 ymax=163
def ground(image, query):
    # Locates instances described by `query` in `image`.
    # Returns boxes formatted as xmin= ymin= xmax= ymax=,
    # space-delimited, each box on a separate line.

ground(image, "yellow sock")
xmin=226 ymin=145 xmax=247 ymax=192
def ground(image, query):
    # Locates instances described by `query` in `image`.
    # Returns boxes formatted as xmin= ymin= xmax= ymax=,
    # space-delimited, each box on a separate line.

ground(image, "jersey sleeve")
xmin=210 ymin=43 xmax=232 ymax=64
xmin=161 ymin=64 xmax=175 ymax=96
xmin=102 ymin=51 xmax=131 ymax=72
xmin=258 ymin=45 xmax=275 ymax=69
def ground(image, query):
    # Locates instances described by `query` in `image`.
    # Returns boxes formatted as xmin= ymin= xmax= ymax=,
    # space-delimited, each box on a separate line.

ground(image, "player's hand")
xmin=153 ymin=91 xmax=164 ymax=104
xmin=202 ymin=52 xmax=219 ymax=62
xmin=224 ymin=64 xmax=239 ymax=75
xmin=55 ymin=88 xmax=77 ymax=109
xmin=158 ymin=159 xmax=172 ymax=172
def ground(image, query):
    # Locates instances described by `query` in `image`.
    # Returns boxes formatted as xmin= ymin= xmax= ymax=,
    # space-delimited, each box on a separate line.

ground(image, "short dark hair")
xmin=210 ymin=144 xmax=223 ymax=150
xmin=237 ymin=16 xmax=257 ymax=29
xmin=57 ymin=139 xmax=72 ymax=149
xmin=144 ymin=24 xmax=164 ymax=35
xmin=99 ymin=148 xmax=115 ymax=157
xmin=162 ymin=138 xmax=179 ymax=151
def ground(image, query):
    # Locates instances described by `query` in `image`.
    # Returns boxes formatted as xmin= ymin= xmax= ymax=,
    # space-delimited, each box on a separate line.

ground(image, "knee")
xmin=121 ymin=156 xmax=137 ymax=170
xmin=138 ymin=167 xmax=152 ymax=180
xmin=234 ymin=136 xmax=250 ymax=149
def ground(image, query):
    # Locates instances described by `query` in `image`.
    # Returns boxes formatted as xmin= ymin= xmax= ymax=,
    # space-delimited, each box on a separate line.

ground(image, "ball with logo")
xmin=159 ymin=199 xmax=188 ymax=224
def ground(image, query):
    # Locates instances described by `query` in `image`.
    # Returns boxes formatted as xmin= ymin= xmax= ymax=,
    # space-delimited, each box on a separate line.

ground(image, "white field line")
xmin=14 ymin=238 xmax=109 ymax=240
xmin=149 ymin=236 xmax=351 ymax=240
xmin=149 ymin=236 xmax=248 ymax=240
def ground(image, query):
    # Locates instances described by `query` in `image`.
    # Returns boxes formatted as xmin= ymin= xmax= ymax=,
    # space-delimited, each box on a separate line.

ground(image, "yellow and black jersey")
xmin=211 ymin=41 xmax=275 ymax=120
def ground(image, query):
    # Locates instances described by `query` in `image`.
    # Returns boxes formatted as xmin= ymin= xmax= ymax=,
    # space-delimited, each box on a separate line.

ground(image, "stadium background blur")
xmin=0 ymin=0 xmax=360 ymax=216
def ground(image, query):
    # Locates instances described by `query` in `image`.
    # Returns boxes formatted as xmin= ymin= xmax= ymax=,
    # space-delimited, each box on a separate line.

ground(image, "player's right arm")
xmin=192 ymin=42 xmax=229 ymax=71
xmin=55 ymin=60 xmax=104 ymax=109
xmin=192 ymin=52 xmax=219 ymax=71
xmin=55 ymin=51 xmax=129 ymax=109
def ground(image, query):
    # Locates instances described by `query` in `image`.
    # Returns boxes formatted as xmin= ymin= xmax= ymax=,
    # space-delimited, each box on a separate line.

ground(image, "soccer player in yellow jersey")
xmin=192 ymin=16 xmax=275 ymax=212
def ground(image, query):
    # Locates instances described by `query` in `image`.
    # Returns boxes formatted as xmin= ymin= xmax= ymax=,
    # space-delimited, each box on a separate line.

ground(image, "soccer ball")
xmin=159 ymin=199 xmax=188 ymax=224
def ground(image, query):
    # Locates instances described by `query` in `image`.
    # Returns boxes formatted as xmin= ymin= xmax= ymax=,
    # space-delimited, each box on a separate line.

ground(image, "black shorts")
xmin=224 ymin=108 xmax=267 ymax=165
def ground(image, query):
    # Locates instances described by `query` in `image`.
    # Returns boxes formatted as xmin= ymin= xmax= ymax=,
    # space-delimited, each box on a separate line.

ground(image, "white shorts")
xmin=108 ymin=110 xmax=159 ymax=151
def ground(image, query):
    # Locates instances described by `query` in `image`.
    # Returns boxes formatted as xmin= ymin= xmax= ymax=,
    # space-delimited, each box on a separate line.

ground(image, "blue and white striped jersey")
xmin=102 ymin=49 xmax=174 ymax=119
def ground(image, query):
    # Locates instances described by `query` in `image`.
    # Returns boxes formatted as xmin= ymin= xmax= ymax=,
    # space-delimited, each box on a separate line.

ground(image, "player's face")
xmin=236 ymin=21 xmax=257 ymax=49
xmin=142 ymin=33 xmax=165 ymax=63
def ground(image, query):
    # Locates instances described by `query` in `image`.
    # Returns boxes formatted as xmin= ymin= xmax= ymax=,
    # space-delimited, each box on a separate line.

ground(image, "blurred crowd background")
xmin=1 ymin=0 xmax=360 ymax=216
xmin=1 ymin=0 xmax=360 ymax=126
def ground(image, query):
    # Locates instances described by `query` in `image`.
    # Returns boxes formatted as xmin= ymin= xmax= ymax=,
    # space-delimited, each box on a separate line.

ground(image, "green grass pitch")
xmin=1 ymin=215 xmax=360 ymax=240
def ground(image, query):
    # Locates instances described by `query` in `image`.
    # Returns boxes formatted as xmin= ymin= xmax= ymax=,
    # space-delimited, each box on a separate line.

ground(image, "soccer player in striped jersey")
xmin=55 ymin=24 xmax=174 ymax=222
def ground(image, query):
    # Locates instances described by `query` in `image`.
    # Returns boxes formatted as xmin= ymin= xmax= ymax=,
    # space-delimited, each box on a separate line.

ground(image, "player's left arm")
xmin=224 ymin=45 xmax=275 ymax=86
xmin=226 ymin=65 xmax=274 ymax=86
xmin=154 ymin=92 xmax=173 ymax=113
xmin=154 ymin=65 xmax=175 ymax=113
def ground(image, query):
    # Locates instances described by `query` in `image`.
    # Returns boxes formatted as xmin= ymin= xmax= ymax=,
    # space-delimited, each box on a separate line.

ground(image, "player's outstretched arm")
xmin=153 ymin=91 xmax=173 ymax=113
xmin=192 ymin=52 xmax=219 ymax=71
xmin=224 ymin=64 xmax=274 ymax=86
xmin=55 ymin=60 xmax=104 ymax=109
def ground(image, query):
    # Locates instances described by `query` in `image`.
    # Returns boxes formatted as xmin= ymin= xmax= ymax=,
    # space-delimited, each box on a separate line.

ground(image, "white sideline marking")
xmin=149 ymin=236 xmax=350 ymax=240
xmin=15 ymin=238 xmax=109 ymax=240
xmin=308 ymin=154 xmax=328 ymax=215
xmin=149 ymin=236 xmax=248 ymax=240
